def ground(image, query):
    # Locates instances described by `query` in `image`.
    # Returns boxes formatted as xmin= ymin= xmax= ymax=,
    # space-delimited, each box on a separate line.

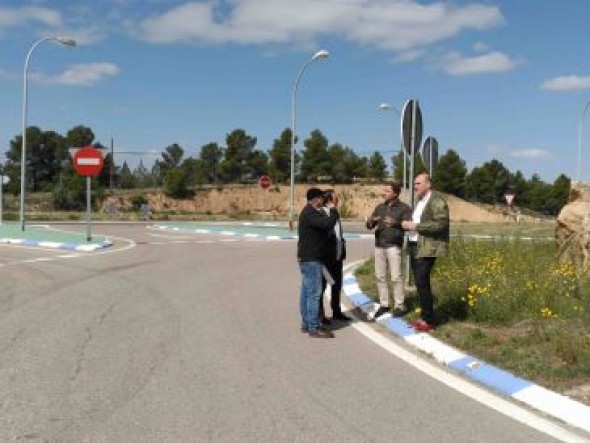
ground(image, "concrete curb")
xmin=342 ymin=267 xmax=590 ymax=435
xmin=151 ymin=223 xmax=374 ymax=241
xmin=0 ymin=237 xmax=113 ymax=252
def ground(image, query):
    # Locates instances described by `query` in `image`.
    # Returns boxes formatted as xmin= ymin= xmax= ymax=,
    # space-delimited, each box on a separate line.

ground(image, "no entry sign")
xmin=73 ymin=146 xmax=104 ymax=176
xmin=258 ymin=175 xmax=272 ymax=190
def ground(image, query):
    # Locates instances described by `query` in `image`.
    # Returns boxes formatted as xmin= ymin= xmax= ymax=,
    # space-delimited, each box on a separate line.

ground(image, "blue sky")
xmin=1 ymin=0 xmax=589 ymax=182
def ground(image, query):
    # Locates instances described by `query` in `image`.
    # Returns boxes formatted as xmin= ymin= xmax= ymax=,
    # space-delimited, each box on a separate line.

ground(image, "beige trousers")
xmin=374 ymin=246 xmax=405 ymax=309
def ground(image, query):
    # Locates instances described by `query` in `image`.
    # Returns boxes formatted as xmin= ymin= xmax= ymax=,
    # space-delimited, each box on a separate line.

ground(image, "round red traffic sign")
xmin=258 ymin=175 xmax=272 ymax=190
xmin=73 ymin=146 xmax=104 ymax=177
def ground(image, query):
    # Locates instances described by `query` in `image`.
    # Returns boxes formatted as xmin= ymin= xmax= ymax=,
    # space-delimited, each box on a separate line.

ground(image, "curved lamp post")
xmin=379 ymin=102 xmax=406 ymax=189
xmin=577 ymin=101 xmax=590 ymax=181
xmin=288 ymin=49 xmax=329 ymax=231
xmin=20 ymin=36 xmax=76 ymax=231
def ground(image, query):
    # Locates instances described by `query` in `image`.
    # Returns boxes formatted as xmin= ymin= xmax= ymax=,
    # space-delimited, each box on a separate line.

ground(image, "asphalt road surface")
xmin=0 ymin=223 xmax=586 ymax=442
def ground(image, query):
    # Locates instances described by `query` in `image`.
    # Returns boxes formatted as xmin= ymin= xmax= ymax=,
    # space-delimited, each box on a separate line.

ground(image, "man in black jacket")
xmin=298 ymin=188 xmax=339 ymax=338
xmin=366 ymin=182 xmax=412 ymax=320
xmin=320 ymin=189 xmax=351 ymax=322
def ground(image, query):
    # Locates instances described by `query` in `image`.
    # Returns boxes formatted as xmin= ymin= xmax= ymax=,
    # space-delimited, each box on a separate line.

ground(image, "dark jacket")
xmin=297 ymin=204 xmax=338 ymax=262
xmin=324 ymin=210 xmax=346 ymax=264
xmin=366 ymin=199 xmax=412 ymax=248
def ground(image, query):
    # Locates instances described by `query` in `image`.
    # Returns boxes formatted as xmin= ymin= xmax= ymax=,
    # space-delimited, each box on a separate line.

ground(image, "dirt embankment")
xmin=102 ymin=184 xmax=539 ymax=223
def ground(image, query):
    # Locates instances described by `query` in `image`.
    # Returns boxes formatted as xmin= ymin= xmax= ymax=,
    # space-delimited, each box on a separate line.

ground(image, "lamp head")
xmin=312 ymin=49 xmax=329 ymax=61
xmin=55 ymin=37 xmax=77 ymax=47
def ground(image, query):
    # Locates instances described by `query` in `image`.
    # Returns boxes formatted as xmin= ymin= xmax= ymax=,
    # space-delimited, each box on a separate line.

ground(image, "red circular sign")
xmin=73 ymin=146 xmax=104 ymax=177
xmin=258 ymin=175 xmax=272 ymax=190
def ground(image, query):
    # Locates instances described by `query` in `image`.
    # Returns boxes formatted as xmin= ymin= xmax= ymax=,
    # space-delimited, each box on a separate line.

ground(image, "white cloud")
xmin=134 ymin=0 xmax=504 ymax=52
xmin=443 ymin=51 xmax=520 ymax=75
xmin=541 ymin=75 xmax=590 ymax=91
xmin=509 ymin=149 xmax=552 ymax=159
xmin=472 ymin=41 xmax=489 ymax=52
xmin=33 ymin=63 xmax=119 ymax=86
xmin=0 ymin=6 xmax=63 ymax=32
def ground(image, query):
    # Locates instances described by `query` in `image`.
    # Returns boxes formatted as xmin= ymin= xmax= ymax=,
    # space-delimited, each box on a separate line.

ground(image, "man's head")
xmin=413 ymin=172 xmax=432 ymax=199
xmin=306 ymin=187 xmax=325 ymax=208
xmin=382 ymin=182 xmax=402 ymax=202
xmin=323 ymin=189 xmax=339 ymax=206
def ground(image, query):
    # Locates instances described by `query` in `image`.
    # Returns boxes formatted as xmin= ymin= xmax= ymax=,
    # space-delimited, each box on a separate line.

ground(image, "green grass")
xmin=355 ymin=235 xmax=590 ymax=398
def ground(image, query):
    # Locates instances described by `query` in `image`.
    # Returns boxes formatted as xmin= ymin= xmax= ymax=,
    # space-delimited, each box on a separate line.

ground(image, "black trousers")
xmin=408 ymin=243 xmax=437 ymax=324
xmin=320 ymin=259 xmax=344 ymax=318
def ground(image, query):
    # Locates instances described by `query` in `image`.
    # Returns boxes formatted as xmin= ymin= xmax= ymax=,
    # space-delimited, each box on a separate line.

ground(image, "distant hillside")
xmin=100 ymin=184 xmax=549 ymax=223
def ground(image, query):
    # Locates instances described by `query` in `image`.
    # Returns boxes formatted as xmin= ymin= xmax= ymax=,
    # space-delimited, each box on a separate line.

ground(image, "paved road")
xmin=0 ymin=223 xmax=584 ymax=442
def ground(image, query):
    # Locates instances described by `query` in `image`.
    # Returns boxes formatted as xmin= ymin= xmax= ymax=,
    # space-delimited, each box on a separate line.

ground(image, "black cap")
xmin=306 ymin=187 xmax=324 ymax=201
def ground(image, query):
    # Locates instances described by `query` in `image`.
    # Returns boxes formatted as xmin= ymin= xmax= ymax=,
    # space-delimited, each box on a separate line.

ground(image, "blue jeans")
xmin=299 ymin=261 xmax=323 ymax=331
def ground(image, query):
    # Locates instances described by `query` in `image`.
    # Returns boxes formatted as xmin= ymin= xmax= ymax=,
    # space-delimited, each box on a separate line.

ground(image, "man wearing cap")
xmin=297 ymin=187 xmax=339 ymax=338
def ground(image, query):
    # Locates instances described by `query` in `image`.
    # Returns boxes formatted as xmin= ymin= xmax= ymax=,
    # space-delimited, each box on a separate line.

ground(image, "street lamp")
xmin=289 ymin=49 xmax=330 ymax=231
xmin=577 ymin=101 xmax=590 ymax=181
xmin=20 ymin=36 xmax=76 ymax=231
xmin=379 ymin=102 xmax=406 ymax=189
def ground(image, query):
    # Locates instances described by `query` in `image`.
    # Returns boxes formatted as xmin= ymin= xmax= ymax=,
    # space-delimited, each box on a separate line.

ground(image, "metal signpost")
xmin=401 ymin=100 xmax=423 ymax=286
xmin=421 ymin=136 xmax=439 ymax=176
xmin=72 ymin=146 xmax=104 ymax=241
xmin=259 ymin=174 xmax=272 ymax=211
xmin=401 ymin=100 xmax=423 ymax=207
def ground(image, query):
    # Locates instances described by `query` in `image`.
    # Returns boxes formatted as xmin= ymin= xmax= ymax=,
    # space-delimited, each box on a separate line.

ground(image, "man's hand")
xmin=402 ymin=221 xmax=416 ymax=231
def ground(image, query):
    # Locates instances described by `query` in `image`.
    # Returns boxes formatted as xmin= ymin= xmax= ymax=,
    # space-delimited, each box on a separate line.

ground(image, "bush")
xmin=130 ymin=193 xmax=148 ymax=209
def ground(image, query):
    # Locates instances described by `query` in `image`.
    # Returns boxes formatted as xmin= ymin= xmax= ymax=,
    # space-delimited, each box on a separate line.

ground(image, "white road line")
xmin=349 ymin=320 xmax=587 ymax=442
xmin=341 ymin=261 xmax=589 ymax=442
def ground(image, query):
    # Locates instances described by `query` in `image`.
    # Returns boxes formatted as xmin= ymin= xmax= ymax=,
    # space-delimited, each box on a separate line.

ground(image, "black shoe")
xmin=392 ymin=307 xmax=407 ymax=317
xmin=332 ymin=312 xmax=352 ymax=321
xmin=300 ymin=326 xmax=309 ymax=333
xmin=320 ymin=317 xmax=332 ymax=326
xmin=373 ymin=306 xmax=390 ymax=320
xmin=309 ymin=329 xmax=335 ymax=338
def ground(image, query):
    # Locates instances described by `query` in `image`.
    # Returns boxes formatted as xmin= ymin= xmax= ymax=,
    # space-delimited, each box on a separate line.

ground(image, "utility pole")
xmin=110 ymin=137 xmax=114 ymax=190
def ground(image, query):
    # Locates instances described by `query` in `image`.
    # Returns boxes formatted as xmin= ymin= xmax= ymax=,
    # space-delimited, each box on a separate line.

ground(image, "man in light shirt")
xmin=401 ymin=172 xmax=449 ymax=332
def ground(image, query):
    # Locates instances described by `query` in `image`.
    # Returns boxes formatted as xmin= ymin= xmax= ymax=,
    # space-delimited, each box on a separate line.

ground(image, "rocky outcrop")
xmin=556 ymin=181 xmax=590 ymax=269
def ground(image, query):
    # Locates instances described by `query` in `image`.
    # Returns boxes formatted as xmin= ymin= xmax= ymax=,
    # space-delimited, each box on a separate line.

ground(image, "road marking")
xmin=348 ymin=320 xmax=586 ymax=442
xmin=341 ymin=261 xmax=589 ymax=442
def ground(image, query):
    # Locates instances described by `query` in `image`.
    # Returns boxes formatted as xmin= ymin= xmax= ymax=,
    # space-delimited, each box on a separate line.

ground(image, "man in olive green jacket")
xmin=401 ymin=172 xmax=449 ymax=332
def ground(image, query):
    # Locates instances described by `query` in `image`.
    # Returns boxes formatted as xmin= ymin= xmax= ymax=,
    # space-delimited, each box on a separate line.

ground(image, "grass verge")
xmin=355 ymin=235 xmax=590 ymax=405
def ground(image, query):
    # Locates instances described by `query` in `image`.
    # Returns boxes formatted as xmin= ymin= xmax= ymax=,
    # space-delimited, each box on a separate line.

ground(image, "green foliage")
xmin=367 ymin=151 xmax=387 ymax=181
xmin=465 ymin=159 xmax=511 ymax=204
xmin=199 ymin=142 xmax=223 ymax=183
xmin=220 ymin=129 xmax=258 ymax=182
xmin=52 ymin=173 xmax=86 ymax=210
xmin=119 ymin=162 xmax=136 ymax=189
xmin=356 ymin=236 xmax=590 ymax=389
xmin=433 ymin=149 xmax=467 ymax=197
xmin=163 ymin=168 xmax=190 ymax=198
xmin=299 ymin=129 xmax=331 ymax=181
xmin=130 ymin=193 xmax=148 ymax=209
xmin=268 ymin=128 xmax=293 ymax=184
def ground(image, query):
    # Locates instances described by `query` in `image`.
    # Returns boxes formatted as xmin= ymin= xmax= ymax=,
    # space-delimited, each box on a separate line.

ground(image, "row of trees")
xmin=1 ymin=124 xmax=570 ymax=214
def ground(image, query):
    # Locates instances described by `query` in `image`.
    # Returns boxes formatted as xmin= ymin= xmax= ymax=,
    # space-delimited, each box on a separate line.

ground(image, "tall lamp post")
xmin=379 ymin=103 xmax=406 ymax=189
xmin=289 ymin=49 xmax=330 ymax=231
xmin=578 ymin=100 xmax=590 ymax=181
xmin=20 ymin=36 xmax=76 ymax=231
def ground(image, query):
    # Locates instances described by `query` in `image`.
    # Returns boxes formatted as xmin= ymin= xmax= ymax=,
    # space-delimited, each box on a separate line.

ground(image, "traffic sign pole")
xmin=72 ymin=146 xmax=104 ymax=242
xmin=86 ymin=176 xmax=92 ymax=241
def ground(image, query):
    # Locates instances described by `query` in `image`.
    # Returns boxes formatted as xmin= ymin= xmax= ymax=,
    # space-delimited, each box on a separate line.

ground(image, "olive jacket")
xmin=414 ymin=191 xmax=450 ymax=258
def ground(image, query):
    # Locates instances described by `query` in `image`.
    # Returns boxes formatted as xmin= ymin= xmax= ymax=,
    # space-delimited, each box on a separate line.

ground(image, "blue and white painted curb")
xmin=151 ymin=224 xmax=297 ymax=241
xmin=342 ymin=266 xmax=590 ymax=434
xmin=0 ymin=237 xmax=113 ymax=252
xmin=151 ymin=223 xmax=374 ymax=241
